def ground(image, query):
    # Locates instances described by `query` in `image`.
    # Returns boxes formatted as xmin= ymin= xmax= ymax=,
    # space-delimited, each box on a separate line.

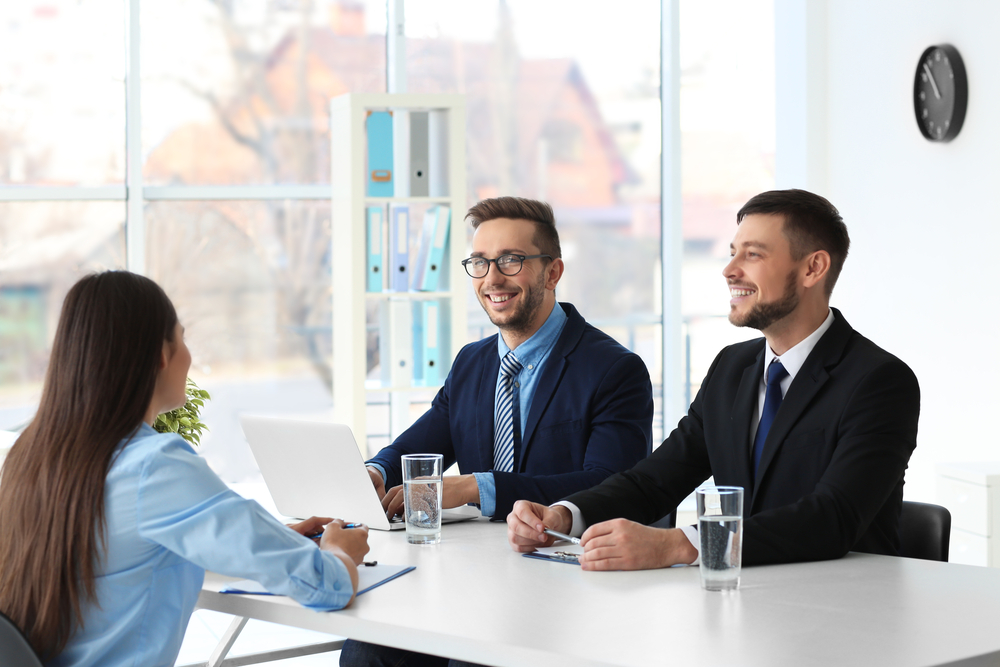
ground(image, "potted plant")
xmin=154 ymin=378 xmax=211 ymax=446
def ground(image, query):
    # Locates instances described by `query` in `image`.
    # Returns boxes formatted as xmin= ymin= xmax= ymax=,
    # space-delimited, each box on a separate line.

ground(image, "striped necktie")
xmin=752 ymin=359 xmax=788 ymax=478
xmin=494 ymin=352 xmax=523 ymax=473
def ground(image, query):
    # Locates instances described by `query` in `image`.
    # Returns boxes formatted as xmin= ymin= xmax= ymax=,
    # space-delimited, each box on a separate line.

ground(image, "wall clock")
xmin=913 ymin=44 xmax=968 ymax=142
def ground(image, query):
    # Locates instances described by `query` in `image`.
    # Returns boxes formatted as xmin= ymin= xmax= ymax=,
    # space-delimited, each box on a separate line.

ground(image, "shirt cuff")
xmin=680 ymin=524 xmax=700 ymax=566
xmin=472 ymin=472 xmax=496 ymax=517
xmin=551 ymin=501 xmax=586 ymax=538
xmin=365 ymin=462 xmax=388 ymax=486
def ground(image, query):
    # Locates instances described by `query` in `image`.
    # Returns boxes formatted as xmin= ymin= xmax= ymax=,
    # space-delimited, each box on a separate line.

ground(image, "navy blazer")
xmin=370 ymin=302 xmax=653 ymax=518
xmin=566 ymin=309 xmax=921 ymax=565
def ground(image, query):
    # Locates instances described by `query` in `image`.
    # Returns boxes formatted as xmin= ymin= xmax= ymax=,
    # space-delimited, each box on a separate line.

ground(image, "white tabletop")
xmin=198 ymin=518 xmax=1000 ymax=667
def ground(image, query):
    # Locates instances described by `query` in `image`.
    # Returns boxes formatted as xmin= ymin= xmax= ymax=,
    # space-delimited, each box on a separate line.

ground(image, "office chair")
xmin=899 ymin=501 xmax=952 ymax=563
xmin=0 ymin=611 xmax=44 ymax=667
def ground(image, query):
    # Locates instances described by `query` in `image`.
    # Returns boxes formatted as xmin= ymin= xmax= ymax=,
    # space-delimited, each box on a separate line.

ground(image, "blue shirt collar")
xmin=497 ymin=301 xmax=568 ymax=367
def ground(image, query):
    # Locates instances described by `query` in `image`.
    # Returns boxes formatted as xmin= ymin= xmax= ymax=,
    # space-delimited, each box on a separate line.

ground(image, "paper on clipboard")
xmin=523 ymin=543 xmax=584 ymax=566
xmin=220 ymin=563 xmax=415 ymax=597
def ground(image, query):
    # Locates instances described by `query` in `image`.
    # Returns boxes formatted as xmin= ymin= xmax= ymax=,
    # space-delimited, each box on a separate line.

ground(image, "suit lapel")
xmin=752 ymin=310 xmax=852 ymax=510
xmin=477 ymin=346 xmax=502 ymax=471
xmin=519 ymin=356 xmax=567 ymax=470
xmin=518 ymin=303 xmax=582 ymax=472
xmin=732 ymin=345 xmax=764 ymax=506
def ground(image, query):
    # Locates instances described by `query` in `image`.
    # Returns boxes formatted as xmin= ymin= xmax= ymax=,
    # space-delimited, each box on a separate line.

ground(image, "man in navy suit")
xmin=508 ymin=189 xmax=920 ymax=570
xmin=341 ymin=198 xmax=653 ymax=666
xmin=365 ymin=196 xmax=653 ymax=523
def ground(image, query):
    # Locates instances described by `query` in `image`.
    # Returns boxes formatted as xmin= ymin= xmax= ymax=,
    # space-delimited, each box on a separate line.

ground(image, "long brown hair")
xmin=0 ymin=271 xmax=177 ymax=658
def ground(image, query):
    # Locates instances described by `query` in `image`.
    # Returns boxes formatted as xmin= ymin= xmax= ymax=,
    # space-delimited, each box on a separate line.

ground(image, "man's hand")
xmin=366 ymin=466 xmax=386 ymax=500
xmin=287 ymin=516 xmax=335 ymax=540
xmin=578 ymin=520 xmax=697 ymax=571
xmin=319 ymin=519 xmax=371 ymax=565
xmin=507 ymin=500 xmax=573 ymax=553
xmin=381 ymin=475 xmax=480 ymax=519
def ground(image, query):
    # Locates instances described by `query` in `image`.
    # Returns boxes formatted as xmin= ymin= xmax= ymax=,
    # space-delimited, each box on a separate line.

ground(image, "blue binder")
xmin=366 ymin=111 xmax=394 ymax=197
xmin=412 ymin=206 xmax=451 ymax=291
xmin=366 ymin=206 xmax=384 ymax=292
xmin=389 ymin=205 xmax=410 ymax=292
xmin=413 ymin=300 xmax=442 ymax=386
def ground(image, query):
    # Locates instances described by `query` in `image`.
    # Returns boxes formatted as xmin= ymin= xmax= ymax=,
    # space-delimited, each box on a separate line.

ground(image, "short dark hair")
xmin=737 ymin=189 xmax=850 ymax=296
xmin=465 ymin=196 xmax=562 ymax=259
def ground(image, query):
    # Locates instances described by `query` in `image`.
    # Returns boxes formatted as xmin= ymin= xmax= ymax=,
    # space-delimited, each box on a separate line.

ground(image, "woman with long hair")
xmin=0 ymin=271 xmax=368 ymax=666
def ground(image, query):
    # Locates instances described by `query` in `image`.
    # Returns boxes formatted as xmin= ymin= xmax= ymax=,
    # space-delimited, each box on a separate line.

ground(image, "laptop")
xmin=240 ymin=415 xmax=480 ymax=531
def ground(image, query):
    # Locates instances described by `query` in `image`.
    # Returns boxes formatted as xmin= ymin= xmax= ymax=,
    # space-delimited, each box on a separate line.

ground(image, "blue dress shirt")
xmin=50 ymin=423 xmax=353 ymax=667
xmin=472 ymin=301 xmax=568 ymax=516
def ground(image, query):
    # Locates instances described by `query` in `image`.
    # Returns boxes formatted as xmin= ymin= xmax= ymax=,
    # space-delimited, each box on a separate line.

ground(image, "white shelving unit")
xmin=331 ymin=93 xmax=467 ymax=453
xmin=937 ymin=462 xmax=1000 ymax=567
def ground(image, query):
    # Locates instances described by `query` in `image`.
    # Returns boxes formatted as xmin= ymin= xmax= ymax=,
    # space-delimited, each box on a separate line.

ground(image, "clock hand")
xmin=922 ymin=62 xmax=942 ymax=100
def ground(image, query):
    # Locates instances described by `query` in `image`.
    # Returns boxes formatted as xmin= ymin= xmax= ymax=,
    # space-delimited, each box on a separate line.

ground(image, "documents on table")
xmin=523 ymin=543 xmax=584 ymax=566
xmin=220 ymin=564 xmax=416 ymax=597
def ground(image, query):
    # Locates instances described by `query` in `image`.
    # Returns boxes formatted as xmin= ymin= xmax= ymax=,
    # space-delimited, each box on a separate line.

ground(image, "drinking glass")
xmin=696 ymin=486 xmax=744 ymax=591
xmin=401 ymin=454 xmax=443 ymax=545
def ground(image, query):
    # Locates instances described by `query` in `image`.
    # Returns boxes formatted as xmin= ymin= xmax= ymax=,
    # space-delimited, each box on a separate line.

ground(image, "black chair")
xmin=0 ymin=611 xmax=43 ymax=667
xmin=899 ymin=500 xmax=952 ymax=562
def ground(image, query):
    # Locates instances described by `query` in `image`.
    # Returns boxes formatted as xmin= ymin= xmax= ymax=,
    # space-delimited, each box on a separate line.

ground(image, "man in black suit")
xmin=508 ymin=189 xmax=920 ymax=569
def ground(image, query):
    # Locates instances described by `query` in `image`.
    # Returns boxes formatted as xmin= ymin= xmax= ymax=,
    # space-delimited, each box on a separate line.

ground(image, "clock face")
xmin=913 ymin=44 xmax=968 ymax=142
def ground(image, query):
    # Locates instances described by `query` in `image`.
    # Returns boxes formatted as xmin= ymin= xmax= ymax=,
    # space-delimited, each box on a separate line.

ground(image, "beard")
xmin=481 ymin=271 xmax=547 ymax=337
xmin=729 ymin=270 xmax=799 ymax=331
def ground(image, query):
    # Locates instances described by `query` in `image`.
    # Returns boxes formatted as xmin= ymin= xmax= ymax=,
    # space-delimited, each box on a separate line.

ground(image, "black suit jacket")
xmin=370 ymin=303 xmax=653 ymax=518
xmin=565 ymin=309 xmax=920 ymax=565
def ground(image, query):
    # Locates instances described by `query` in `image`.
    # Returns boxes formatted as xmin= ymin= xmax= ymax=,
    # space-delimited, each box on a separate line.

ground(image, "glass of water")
xmin=696 ymin=486 xmax=744 ymax=591
xmin=401 ymin=454 xmax=444 ymax=545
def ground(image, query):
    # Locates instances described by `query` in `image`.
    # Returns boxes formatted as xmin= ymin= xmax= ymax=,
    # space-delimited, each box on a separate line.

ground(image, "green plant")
xmin=153 ymin=378 xmax=211 ymax=446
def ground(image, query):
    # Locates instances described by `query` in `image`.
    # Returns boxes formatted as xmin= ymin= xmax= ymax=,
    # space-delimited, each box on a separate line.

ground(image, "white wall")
xmin=776 ymin=0 xmax=1000 ymax=502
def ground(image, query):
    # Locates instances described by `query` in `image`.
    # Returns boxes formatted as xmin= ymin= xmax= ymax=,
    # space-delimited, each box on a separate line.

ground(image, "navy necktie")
xmin=752 ymin=360 xmax=788 ymax=477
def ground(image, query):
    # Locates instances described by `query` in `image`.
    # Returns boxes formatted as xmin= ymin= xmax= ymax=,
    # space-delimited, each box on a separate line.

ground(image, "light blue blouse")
xmin=50 ymin=423 xmax=353 ymax=667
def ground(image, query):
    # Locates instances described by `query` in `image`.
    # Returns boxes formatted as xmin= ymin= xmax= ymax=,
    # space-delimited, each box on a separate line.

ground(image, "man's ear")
xmin=544 ymin=258 xmax=565 ymax=291
xmin=802 ymin=250 xmax=831 ymax=289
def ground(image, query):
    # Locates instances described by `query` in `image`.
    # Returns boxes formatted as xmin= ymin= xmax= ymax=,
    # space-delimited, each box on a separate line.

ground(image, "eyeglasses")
xmin=462 ymin=254 xmax=552 ymax=278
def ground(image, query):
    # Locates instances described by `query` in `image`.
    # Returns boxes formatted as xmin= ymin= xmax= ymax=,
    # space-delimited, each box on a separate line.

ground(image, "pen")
xmin=543 ymin=528 xmax=581 ymax=545
xmin=310 ymin=523 xmax=365 ymax=540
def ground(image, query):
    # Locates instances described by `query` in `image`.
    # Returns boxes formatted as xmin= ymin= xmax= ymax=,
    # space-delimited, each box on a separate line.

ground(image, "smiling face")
xmin=723 ymin=213 xmax=805 ymax=334
xmin=470 ymin=217 xmax=564 ymax=346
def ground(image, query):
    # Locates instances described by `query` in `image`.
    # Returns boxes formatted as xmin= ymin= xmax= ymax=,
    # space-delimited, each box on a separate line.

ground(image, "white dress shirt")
xmin=556 ymin=309 xmax=835 ymax=565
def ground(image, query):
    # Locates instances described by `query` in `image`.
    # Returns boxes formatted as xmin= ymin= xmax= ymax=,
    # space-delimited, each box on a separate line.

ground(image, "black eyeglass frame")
xmin=461 ymin=254 xmax=552 ymax=278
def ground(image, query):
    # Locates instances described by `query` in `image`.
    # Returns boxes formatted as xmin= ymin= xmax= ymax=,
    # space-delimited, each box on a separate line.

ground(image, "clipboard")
xmin=220 ymin=564 xmax=416 ymax=597
xmin=523 ymin=552 xmax=580 ymax=566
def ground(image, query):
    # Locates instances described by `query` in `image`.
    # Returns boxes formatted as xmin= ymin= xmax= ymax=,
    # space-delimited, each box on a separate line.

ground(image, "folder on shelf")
xmin=409 ymin=111 xmax=429 ymax=197
xmin=366 ymin=206 xmax=385 ymax=292
xmin=379 ymin=299 xmax=413 ymax=388
xmin=412 ymin=206 xmax=451 ymax=292
xmin=389 ymin=204 xmax=410 ymax=292
xmin=415 ymin=300 xmax=442 ymax=386
xmin=427 ymin=109 xmax=449 ymax=197
xmin=366 ymin=110 xmax=394 ymax=197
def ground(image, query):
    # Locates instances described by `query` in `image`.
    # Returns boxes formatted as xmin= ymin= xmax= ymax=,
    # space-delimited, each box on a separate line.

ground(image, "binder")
xmin=409 ymin=111 xmax=429 ymax=197
xmin=379 ymin=299 xmax=413 ymax=388
xmin=412 ymin=206 xmax=451 ymax=291
xmin=366 ymin=111 xmax=394 ymax=197
xmin=366 ymin=206 xmax=385 ymax=292
xmin=417 ymin=300 xmax=442 ymax=386
xmin=427 ymin=109 xmax=449 ymax=197
xmin=389 ymin=205 xmax=410 ymax=292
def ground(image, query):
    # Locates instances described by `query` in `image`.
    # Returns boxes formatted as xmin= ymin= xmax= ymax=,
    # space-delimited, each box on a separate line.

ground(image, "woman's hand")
xmin=287 ymin=516 xmax=334 ymax=541
xmin=319 ymin=519 xmax=371 ymax=565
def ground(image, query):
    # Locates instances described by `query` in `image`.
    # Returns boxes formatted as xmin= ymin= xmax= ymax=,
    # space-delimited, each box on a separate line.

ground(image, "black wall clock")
xmin=913 ymin=44 xmax=968 ymax=142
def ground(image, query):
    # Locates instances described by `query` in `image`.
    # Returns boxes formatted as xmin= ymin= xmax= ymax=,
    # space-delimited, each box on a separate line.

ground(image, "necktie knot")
xmin=500 ymin=352 xmax=522 ymax=382
xmin=767 ymin=360 xmax=788 ymax=386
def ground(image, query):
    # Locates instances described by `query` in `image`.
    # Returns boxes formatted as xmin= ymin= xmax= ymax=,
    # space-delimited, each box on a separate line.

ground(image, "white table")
xmin=196 ymin=518 xmax=1000 ymax=667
